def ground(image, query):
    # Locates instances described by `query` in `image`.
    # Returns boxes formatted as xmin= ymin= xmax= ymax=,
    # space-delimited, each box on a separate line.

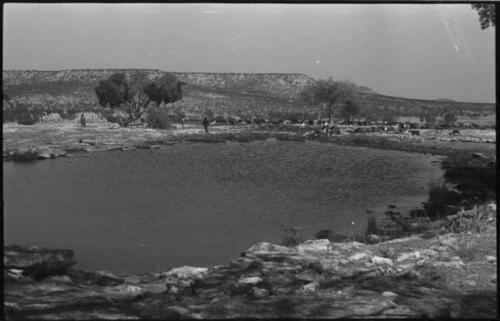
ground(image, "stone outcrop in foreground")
xmin=4 ymin=228 xmax=497 ymax=319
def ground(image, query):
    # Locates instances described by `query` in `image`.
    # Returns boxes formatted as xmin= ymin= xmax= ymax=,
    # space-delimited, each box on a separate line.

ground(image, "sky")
xmin=3 ymin=3 xmax=496 ymax=103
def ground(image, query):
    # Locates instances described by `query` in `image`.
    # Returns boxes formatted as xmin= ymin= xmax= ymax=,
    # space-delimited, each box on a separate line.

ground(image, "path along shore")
xmin=2 ymin=118 xmax=496 ymax=161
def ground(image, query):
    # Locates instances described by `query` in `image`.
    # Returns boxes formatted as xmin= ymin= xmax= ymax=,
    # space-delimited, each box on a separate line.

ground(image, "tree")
xmin=95 ymin=71 xmax=184 ymax=127
xmin=471 ymin=4 xmax=496 ymax=30
xmin=300 ymin=78 xmax=357 ymax=122
xmin=419 ymin=111 xmax=436 ymax=125
xmin=340 ymin=99 xmax=360 ymax=122
xmin=443 ymin=112 xmax=457 ymax=127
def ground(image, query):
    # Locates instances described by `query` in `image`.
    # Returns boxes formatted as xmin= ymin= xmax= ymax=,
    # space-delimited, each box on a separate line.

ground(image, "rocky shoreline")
xmin=5 ymin=204 xmax=497 ymax=319
xmin=2 ymin=120 xmax=496 ymax=163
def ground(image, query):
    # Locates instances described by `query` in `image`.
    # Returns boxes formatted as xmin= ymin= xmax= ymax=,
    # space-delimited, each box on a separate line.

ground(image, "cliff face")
xmin=2 ymin=69 xmax=496 ymax=121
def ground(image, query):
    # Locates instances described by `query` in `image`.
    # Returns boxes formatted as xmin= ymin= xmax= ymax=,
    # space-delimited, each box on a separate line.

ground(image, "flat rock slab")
xmin=4 ymin=245 xmax=76 ymax=279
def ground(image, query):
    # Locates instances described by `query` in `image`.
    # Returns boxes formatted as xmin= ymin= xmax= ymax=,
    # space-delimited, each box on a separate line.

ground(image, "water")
xmin=4 ymin=140 xmax=443 ymax=274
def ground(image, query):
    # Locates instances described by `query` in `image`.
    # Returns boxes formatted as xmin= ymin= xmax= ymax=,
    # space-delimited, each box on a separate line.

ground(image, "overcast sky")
xmin=3 ymin=3 xmax=495 ymax=103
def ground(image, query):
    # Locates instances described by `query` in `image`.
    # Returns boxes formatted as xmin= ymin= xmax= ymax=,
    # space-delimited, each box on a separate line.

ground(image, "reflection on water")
xmin=4 ymin=140 xmax=443 ymax=273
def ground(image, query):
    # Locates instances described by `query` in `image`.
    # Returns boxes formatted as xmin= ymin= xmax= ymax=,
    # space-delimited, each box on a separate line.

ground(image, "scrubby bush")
xmin=282 ymin=228 xmax=304 ymax=247
xmin=315 ymin=229 xmax=349 ymax=242
xmin=365 ymin=215 xmax=379 ymax=236
xmin=99 ymin=109 xmax=123 ymax=125
xmin=2 ymin=106 xmax=43 ymax=125
xmin=441 ymin=153 xmax=496 ymax=203
xmin=423 ymin=180 xmax=462 ymax=220
xmin=146 ymin=108 xmax=171 ymax=129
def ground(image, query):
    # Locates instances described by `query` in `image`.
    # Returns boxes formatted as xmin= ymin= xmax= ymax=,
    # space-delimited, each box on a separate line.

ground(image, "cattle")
xmin=449 ymin=129 xmax=461 ymax=136
xmin=409 ymin=129 xmax=420 ymax=136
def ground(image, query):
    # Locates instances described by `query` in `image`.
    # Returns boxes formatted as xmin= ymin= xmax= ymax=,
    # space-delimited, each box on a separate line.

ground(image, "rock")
xmin=80 ymin=139 xmax=97 ymax=146
xmin=366 ymin=234 xmax=381 ymax=244
xmin=296 ymin=269 xmax=322 ymax=282
xmin=7 ymin=269 xmax=25 ymax=280
xmin=39 ymin=153 xmax=52 ymax=159
xmin=431 ymin=261 xmax=465 ymax=269
xmin=66 ymin=269 xmax=124 ymax=286
xmin=251 ymin=287 xmax=269 ymax=298
xmin=238 ymin=276 xmax=263 ymax=285
xmin=4 ymin=245 xmax=76 ymax=279
xmin=371 ymin=256 xmax=394 ymax=266
xmin=439 ymin=235 xmax=458 ymax=249
xmin=348 ymin=252 xmax=369 ymax=261
xmin=296 ymin=239 xmax=330 ymax=253
xmin=13 ymin=147 xmax=39 ymax=162
xmin=396 ymin=251 xmax=421 ymax=262
xmin=245 ymin=242 xmax=297 ymax=256
xmin=45 ymin=275 xmax=73 ymax=284
xmin=95 ymin=270 xmax=125 ymax=286
xmin=463 ymin=280 xmax=476 ymax=287
xmin=300 ymin=282 xmax=318 ymax=293
xmin=485 ymin=255 xmax=496 ymax=263
xmin=382 ymin=291 xmax=398 ymax=297
xmin=165 ymin=266 xmax=208 ymax=279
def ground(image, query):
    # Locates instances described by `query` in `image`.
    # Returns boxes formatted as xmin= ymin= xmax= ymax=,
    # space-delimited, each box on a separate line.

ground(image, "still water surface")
xmin=4 ymin=140 xmax=443 ymax=274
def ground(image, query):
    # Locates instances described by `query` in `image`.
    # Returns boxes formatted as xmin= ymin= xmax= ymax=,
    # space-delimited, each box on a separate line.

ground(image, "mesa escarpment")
xmin=3 ymin=69 xmax=496 ymax=121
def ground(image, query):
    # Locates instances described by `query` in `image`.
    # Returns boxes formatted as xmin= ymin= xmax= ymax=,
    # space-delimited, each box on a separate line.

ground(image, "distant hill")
xmin=2 ymin=69 xmax=496 ymax=121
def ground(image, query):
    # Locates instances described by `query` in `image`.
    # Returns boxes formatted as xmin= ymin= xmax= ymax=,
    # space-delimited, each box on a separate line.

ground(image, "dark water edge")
xmin=4 ymin=140 xmax=444 ymax=274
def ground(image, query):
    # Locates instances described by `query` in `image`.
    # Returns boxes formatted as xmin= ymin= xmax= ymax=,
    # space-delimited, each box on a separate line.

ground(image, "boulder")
xmin=382 ymin=291 xmax=398 ymax=297
xmin=13 ymin=147 xmax=39 ymax=162
xmin=238 ymin=276 xmax=263 ymax=285
xmin=472 ymin=152 xmax=487 ymax=159
xmin=4 ymin=245 xmax=76 ymax=279
xmin=164 ymin=266 xmax=208 ymax=279
xmin=366 ymin=234 xmax=382 ymax=244
xmin=348 ymin=252 xmax=370 ymax=262
xmin=245 ymin=242 xmax=297 ymax=257
xmin=296 ymin=239 xmax=331 ymax=254
xmin=485 ymin=255 xmax=496 ymax=263
xmin=371 ymin=256 xmax=394 ymax=266
xmin=251 ymin=287 xmax=269 ymax=298
xmin=66 ymin=269 xmax=124 ymax=286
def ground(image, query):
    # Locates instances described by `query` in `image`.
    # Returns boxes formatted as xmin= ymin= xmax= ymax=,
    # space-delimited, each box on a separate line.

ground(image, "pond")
xmin=4 ymin=140 xmax=443 ymax=274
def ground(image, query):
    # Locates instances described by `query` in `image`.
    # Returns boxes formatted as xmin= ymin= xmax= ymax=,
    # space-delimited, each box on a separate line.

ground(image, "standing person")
xmin=202 ymin=116 xmax=209 ymax=133
xmin=80 ymin=114 xmax=86 ymax=127
xmin=181 ymin=117 xmax=186 ymax=129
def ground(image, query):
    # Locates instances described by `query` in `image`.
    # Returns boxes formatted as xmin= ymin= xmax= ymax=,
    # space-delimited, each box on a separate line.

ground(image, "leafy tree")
xmin=95 ymin=71 xmax=184 ymax=127
xmin=419 ymin=112 xmax=436 ymax=125
xmin=471 ymin=4 xmax=496 ymax=30
xmin=340 ymin=99 xmax=360 ymax=122
xmin=300 ymin=78 xmax=357 ymax=122
xmin=443 ymin=112 xmax=457 ymax=127
xmin=143 ymin=74 xmax=184 ymax=106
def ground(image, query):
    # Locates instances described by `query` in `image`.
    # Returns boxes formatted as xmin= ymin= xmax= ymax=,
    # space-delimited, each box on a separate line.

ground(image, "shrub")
xmin=452 ymin=205 xmax=492 ymax=261
xmin=2 ymin=107 xmax=40 ymax=125
xmin=282 ymin=228 xmax=304 ymax=247
xmin=146 ymin=108 xmax=172 ymax=129
xmin=365 ymin=215 xmax=379 ymax=236
xmin=315 ymin=229 xmax=349 ymax=242
xmin=442 ymin=153 xmax=496 ymax=203
xmin=99 ymin=109 xmax=123 ymax=125
xmin=423 ymin=180 xmax=462 ymax=220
